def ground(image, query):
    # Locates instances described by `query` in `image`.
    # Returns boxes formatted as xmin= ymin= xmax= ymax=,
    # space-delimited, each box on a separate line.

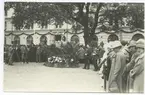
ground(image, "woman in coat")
xmin=129 ymin=39 xmax=144 ymax=93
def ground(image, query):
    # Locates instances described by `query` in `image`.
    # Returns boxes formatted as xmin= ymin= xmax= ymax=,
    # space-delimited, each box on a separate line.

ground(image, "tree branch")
xmin=78 ymin=3 xmax=85 ymax=18
xmin=91 ymin=3 xmax=103 ymax=34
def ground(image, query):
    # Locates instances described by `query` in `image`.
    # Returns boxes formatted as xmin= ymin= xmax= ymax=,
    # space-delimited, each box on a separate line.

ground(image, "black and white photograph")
xmin=2 ymin=1 xmax=145 ymax=93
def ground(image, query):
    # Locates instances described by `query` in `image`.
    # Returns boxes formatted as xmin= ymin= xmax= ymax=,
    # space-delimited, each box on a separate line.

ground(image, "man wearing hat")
xmin=129 ymin=39 xmax=144 ymax=93
xmin=122 ymin=40 xmax=140 ymax=92
xmin=108 ymin=41 xmax=128 ymax=93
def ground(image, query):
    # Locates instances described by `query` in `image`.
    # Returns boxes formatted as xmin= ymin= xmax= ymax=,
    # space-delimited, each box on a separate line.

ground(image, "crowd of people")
xmin=98 ymin=39 xmax=144 ymax=93
xmin=4 ymin=37 xmax=144 ymax=93
xmin=4 ymin=43 xmax=50 ymax=65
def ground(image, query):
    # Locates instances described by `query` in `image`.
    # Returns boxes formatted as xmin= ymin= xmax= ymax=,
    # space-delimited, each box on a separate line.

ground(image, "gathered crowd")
xmin=4 ymin=37 xmax=144 ymax=93
xmin=99 ymin=39 xmax=144 ymax=93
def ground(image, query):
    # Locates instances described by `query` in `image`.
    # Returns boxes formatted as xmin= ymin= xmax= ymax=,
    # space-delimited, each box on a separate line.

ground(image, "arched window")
xmin=40 ymin=35 xmax=47 ymax=45
xmin=107 ymin=33 xmax=119 ymax=42
xmin=27 ymin=35 xmax=33 ymax=45
xmin=14 ymin=35 xmax=20 ymax=45
xmin=71 ymin=35 xmax=79 ymax=43
xmin=132 ymin=33 xmax=144 ymax=41
xmin=55 ymin=35 xmax=61 ymax=41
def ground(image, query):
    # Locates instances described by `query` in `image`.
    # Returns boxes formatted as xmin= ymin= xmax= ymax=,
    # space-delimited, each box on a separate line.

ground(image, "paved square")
xmin=4 ymin=62 xmax=104 ymax=92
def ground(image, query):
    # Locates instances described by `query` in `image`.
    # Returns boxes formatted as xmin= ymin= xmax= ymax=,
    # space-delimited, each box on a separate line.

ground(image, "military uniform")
xmin=130 ymin=39 xmax=144 ymax=93
xmin=89 ymin=40 xmax=100 ymax=71
xmin=8 ymin=46 xmax=14 ymax=65
xmin=21 ymin=46 xmax=28 ymax=63
xmin=83 ymin=46 xmax=93 ymax=69
xmin=91 ymin=47 xmax=100 ymax=71
xmin=130 ymin=53 xmax=144 ymax=93
xmin=36 ymin=46 xmax=41 ymax=63
xmin=124 ymin=53 xmax=139 ymax=92
xmin=121 ymin=46 xmax=130 ymax=92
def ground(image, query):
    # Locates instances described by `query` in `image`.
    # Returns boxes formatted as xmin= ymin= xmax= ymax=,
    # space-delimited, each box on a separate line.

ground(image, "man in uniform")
xmin=8 ymin=45 xmax=14 ymax=65
xmin=77 ymin=44 xmax=85 ymax=64
xmin=89 ymin=39 xmax=100 ymax=71
xmin=108 ymin=41 xmax=128 ymax=93
xmin=130 ymin=39 xmax=144 ymax=93
xmin=21 ymin=45 xmax=28 ymax=63
xmin=36 ymin=45 xmax=41 ymax=63
xmin=122 ymin=40 xmax=139 ymax=92
xmin=83 ymin=45 xmax=92 ymax=69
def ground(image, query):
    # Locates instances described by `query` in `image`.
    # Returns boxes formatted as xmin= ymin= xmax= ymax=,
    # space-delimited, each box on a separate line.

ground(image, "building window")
xmin=132 ymin=33 xmax=144 ymax=41
xmin=55 ymin=35 xmax=61 ymax=41
xmin=14 ymin=35 xmax=20 ymax=45
xmin=55 ymin=24 xmax=62 ymax=28
xmin=40 ymin=35 xmax=47 ymax=45
xmin=107 ymin=34 xmax=119 ymax=42
xmin=27 ymin=35 xmax=33 ymax=45
xmin=55 ymin=24 xmax=58 ymax=28
xmin=71 ymin=35 xmax=79 ymax=43
xmin=59 ymin=25 xmax=62 ymax=28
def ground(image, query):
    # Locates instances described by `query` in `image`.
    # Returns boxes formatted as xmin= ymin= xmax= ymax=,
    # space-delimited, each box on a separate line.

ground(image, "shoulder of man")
xmin=135 ymin=53 xmax=144 ymax=63
xmin=117 ymin=51 xmax=127 ymax=58
xmin=121 ymin=48 xmax=130 ymax=57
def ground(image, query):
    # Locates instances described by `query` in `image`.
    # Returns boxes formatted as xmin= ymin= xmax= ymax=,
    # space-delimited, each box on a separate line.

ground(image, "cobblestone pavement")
xmin=4 ymin=62 xmax=105 ymax=92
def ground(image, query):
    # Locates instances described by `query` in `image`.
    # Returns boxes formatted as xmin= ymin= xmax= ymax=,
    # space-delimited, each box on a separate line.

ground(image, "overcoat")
xmin=108 ymin=50 xmax=127 ymax=93
xmin=130 ymin=53 xmax=144 ymax=93
xmin=124 ymin=53 xmax=140 ymax=92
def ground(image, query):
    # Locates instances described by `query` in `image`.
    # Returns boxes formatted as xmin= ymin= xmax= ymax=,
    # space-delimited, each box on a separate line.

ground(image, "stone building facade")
xmin=5 ymin=8 xmax=144 ymax=46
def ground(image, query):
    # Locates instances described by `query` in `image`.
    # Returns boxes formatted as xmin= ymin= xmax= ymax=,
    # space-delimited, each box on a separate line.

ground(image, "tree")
xmin=5 ymin=2 xmax=144 ymax=45
xmin=126 ymin=3 xmax=144 ymax=29
xmin=5 ymin=2 xmax=105 ymax=45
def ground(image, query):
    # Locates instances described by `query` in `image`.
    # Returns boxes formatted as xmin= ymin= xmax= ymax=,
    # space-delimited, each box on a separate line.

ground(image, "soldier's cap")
xmin=128 ymin=40 xmax=136 ymax=48
xmin=111 ymin=41 xmax=122 ymax=49
xmin=136 ymin=39 xmax=145 ymax=49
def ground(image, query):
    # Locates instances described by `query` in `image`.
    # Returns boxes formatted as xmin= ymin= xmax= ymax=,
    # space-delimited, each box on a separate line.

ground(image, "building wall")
xmin=5 ymin=30 xmax=144 ymax=45
xmin=5 ymin=8 xmax=144 ymax=46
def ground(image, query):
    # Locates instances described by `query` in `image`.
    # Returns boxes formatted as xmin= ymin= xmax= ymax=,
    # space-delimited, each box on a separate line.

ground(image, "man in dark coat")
xmin=36 ymin=45 xmax=41 ymax=63
xmin=8 ymin=45 xmax=14 ymax=65
xmin=21 ymin=45 xmax=29 ymax=63
xmin=16 ymin=45 xmax=21 ymax=62
xmin=122 ymin=40 xmax=138 ymax=92
xmin=89 ymin=40 xmax=100 ymax=71
xmin=130 ymin=39 xmax=144 ymax=93
xmin=83 ymin=45 xmax=93 ymax=69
